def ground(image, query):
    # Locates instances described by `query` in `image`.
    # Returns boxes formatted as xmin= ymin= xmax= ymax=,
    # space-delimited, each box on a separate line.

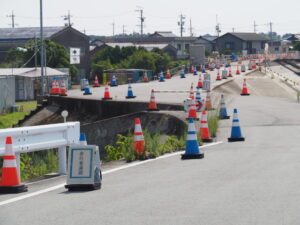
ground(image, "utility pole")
xmin=269 ymin=22 xmax=273 ymax=47
xmin=215 ymin=15 xmax=221 ymax=51
xmin=232 ymin=27 xmax=235 ymax=32
xmin=254 ymin=21 xmax=258 ymax=33
xmin=7 ymin=11 xmax=16 ymax=28
xmin=135 ymin=7 xmax=145 ymax=36
xmin=34 ymin=33 xmax=37 ymax=68
xmin=112 ymin=22 xmax=115 ymax=36
xmin=122 ymin=25 xmax=126 ymax=36
xmin=189 ymin=19 xmax=193 ymax=37
xmin=178 ymin=14 xmax=185 ymax=37
xmin=40 ymin=0 xmax=45 ymax=96
xmin=62 ymin=10 xmax=73 ymax=26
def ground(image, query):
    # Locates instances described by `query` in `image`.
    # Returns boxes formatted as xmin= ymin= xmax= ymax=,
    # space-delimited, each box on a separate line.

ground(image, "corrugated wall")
xmin=0 ymin=76 xmax=15 ymax=113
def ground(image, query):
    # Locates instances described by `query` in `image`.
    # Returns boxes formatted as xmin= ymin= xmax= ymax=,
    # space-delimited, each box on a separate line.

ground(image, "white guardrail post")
xmin=0 ymin=122 xmax=80 ymax=177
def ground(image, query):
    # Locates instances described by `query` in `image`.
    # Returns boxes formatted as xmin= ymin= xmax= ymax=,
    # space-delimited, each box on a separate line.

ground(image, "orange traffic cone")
xmin=102 ymin=84 xmax=112 ymax=100
xmin=236 ymin=65 xmax=241 ymax=75
xmin=0 ymin=137 xmax=27 ymax=193
xmin=216 ymin=69 xmax=221 ymax=81
xmin=93 ymin=75 xmax=100 ymax=87
xmin=241 ymin=78 xmax=250 ymax=96
xmin=59 ymin=79 xmax=67 ymax=96
xmin=186 ymin=98 xmax=198 ymax=120
xmin=143 ymin=73 xmax=149 ymax=82
xmin=205 ymin=90 xmax=214 ymax=110
xmin=165 ymin=69 xmax=171 ymax=79
xmin=147 ymin=89 xmax=159 ymax=111
xmin=50 ymin=80 xmax=57 ymax=95
xmin=199 ymin=110 xmax=213 ymax=143
xmin=189 ymin=83 xmax=195 ymax=100
xmin=133 ymin=118 xmax=145 ymax=154
xmin=228 ymin=67 xmax=233 ymax=77
xmin=197 ymin=74 xmax=203 ymax=88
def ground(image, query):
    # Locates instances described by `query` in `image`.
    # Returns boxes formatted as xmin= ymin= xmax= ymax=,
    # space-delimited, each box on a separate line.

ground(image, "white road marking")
xmin=0 ymin=141 xmax=222 ymax=207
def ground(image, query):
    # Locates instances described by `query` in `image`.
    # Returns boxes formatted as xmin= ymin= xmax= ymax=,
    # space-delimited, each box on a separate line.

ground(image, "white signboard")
xmin=203 ymin=73 xmax=211 ymax=91
xmin=70 ymin=48 xmax=80 ymax=64
xmin=66 ymin=145 xmax=101 ymax=187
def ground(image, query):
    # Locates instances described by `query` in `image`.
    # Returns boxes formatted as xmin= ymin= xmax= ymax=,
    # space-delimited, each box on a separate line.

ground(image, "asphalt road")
xmin=1 ymin=66 xmax=300 ymax=225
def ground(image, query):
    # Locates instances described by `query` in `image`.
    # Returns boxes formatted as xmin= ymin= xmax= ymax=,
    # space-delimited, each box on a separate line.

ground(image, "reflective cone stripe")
xmin=1 ymin=137 xmax=20 ymax=186
xmin=148 ymin=90 xmax=158 ymax=110
xmin=103 ymin=85 xmax=111 ymax=99
xmin=197 ymin=74 xmax=203 ymax=88
xmin=199 ymin=110 xmax=211 ymax=139
xmin=133 ymin=118 xmax=145 ymax=154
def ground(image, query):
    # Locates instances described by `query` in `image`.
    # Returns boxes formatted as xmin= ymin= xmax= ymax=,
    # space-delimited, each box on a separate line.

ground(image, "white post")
xmin=16 ymin=153 xmax=21 ymax=180
xmin=58 ymin=146 xmax=67 ymax=174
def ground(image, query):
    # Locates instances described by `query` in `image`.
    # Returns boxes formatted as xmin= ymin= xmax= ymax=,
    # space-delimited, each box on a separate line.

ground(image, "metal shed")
xmin=0 ymin=76 xmax=15 ymax=114
xmin=104 ymin=69 xmax=152 ymax=84
xmin=0 ymin=67 xmax=69 ymax=101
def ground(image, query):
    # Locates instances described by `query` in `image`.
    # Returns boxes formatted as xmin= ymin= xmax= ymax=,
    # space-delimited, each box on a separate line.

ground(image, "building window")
xmin=261 ymin=42 xmax=265 ymax=49
xmin=185 ymin=44 xmax=190 ymax=53
xmin=80 ymin=47 xmax=85 ymax=56
xmin=177 ymin=44 xmax=181 ymax=51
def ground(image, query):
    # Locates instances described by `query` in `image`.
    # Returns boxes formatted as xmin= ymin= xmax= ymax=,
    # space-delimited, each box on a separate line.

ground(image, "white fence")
xmin=0 ymin=122 xmax=80 ymax=176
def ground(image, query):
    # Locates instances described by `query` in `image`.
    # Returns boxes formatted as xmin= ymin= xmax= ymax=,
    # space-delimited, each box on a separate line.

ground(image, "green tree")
xmin=124 ymin=51 xmax=156 ymax=71
xmin=293 ymin=42 xmax=300 ymax=51
xmin=5 ymin=39 xmax=78 ymax=78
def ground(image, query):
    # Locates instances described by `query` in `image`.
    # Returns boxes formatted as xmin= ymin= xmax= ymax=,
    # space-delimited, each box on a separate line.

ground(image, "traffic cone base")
xmin=181 ymin=152 xmax=204 ymax=160
xmin=83 ymin=92 xmax=92 ymax=95
xmin=0 ymin=184 xmax=28 ymax=193
xmin=65 ymin=183 xmax=101 ymax=191
xmin=102 ymin=97 xmax=112 ymax=100
xmin=147 ymin=108 xmax=160 ymax=111
xmin=228 ymin=137 xmax=245 ymax=142
xmin=240 ymin=93 xmax=250 ymax=96
xmin=202 ymin=138 xmax=213 ymax=143
xmin=181 ymin=118 xmax=204 ymax=160
xmin=126 ymin=95 xmax=136 ymax=99
xmin=220 ymin=115 xmax=230 ymax=119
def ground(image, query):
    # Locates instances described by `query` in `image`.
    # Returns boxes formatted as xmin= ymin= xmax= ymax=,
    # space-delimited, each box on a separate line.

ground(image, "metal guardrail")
xmin=0 ymin=122 xmax=80 ymax=176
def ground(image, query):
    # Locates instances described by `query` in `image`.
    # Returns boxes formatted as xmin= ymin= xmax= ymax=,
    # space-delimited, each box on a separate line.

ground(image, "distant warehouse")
xmin=0 ymin=75 xmax=15 ymax=114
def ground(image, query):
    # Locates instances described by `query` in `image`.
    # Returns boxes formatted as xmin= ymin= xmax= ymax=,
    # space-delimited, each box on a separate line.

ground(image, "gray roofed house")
xmin=194 ymin=34 xmax=218 ymax=52
xmin=0 ymin=26 xmax=90 ymax=81
xmin=149 ymin=31 xmax=177 ymax=38
xmin=216 ymin=32 xmax=269 ymax=54
xmin=286 ymin=34 xmax=300 ymax=44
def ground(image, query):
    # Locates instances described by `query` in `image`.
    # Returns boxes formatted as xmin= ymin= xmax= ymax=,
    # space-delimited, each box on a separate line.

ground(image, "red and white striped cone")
xmin=59 ymin=79 xmax=68 ymax=96
xmin=189 ymin=83 xmax=195 ymax=100
xmin=216 ymin=69 xmax=221 ymax=81
xmin=143 ymin=74 xmax=149 ymax=82
xmin=199 ymin=110 xmax=213 ymax=143
xmin=93 ymin=75 xmax=100 ymax=87
xmin=186 ymin=98 xmax=198 ymax=120
xmin=102 ymin=84 xmax=112 ymax=100
xmin=55 ymin=80 xmax=61 ymax=95
xmin=165 ymin=69 xmax=171 ymax=79
xmin=204 ymin=90 xmax=214 ymax=110
xmin=50 ymin=80 xmax=56 ymax=95
xmin=147 ymin=89 xmax=159 ymax=111
xmin=236 ymin=65 xmax=241 ymax=75
xmin=0 ymin=137 xmax=27 ymax=193
xmin=133 ymin=118 xmax=145 ymax=154
xmin=228 ymin=67 xmax=233 ymax=77
xmin=241 ymin=78 xmax=250 ymax=96
xmin=197 ymin=74 xmax=203 ymax=88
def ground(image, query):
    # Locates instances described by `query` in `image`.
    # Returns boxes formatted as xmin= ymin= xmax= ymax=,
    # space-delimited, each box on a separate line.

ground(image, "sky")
xmin=0 ymin=0 xmax=299 ymax=37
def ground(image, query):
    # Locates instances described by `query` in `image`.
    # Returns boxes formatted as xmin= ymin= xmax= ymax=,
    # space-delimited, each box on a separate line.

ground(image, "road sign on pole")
xmin=203 ymin=73 xmax=211 ymax=90
xmin=70 ymin=48 xmax=80 ymax=64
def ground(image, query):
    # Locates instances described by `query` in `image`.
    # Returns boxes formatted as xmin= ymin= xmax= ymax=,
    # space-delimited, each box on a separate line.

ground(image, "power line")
xmin=178 ymin=14 xmax=185 ymax=37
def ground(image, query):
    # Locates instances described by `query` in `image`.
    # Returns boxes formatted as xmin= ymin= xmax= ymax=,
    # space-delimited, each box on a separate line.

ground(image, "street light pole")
xmin=40 ymin=0 xmax=45 ymax=96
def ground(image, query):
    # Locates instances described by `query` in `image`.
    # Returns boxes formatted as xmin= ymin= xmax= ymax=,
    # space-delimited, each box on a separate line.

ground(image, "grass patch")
xmin=207 ymin=110 xmax=219 ymax=138
xmin=0 ymin=101 xmax=37 ymax=128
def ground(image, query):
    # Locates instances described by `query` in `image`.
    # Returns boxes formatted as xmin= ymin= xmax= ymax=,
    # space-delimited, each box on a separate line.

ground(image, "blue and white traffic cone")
xmin=83 ymin=80 xmax=92 ymax=95
xmin=219 ymin=94 xmax=230 ymax=119
xmin=110 ymin=75 xmax=118 ymax=86
xmin=193 ymin=69 xmax=198 ymax=76
xmin=180 ymin=69 xmax=186 ymax=78
xmin=126 ymin=83 xmax=136 ymax=98
xmin=181 ymin=118 xmax=204 ymax=160
xmin=228 ymin=108 xmax=245 ymax=142
xmin=159 ymin=71 xmax=165 ymax=82
xmin=195 ymin=89 xmax=203 ymax=112
xmin=79 ymin=133 xmax=87 ymax=145
xmin=202 ymin=65 xmax=206 ymax=73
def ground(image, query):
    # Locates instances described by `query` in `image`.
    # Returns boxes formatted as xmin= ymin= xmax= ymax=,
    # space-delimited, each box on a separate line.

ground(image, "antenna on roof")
xmin=178 ymin=14 xmax=185 ymax=37
xmin=7 ymin=11 xmax=17 ymax=28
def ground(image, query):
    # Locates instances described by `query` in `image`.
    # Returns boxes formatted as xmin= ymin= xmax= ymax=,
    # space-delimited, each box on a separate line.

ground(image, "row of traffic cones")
xmin=50 ymin=79 xmax=68 ymax=96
